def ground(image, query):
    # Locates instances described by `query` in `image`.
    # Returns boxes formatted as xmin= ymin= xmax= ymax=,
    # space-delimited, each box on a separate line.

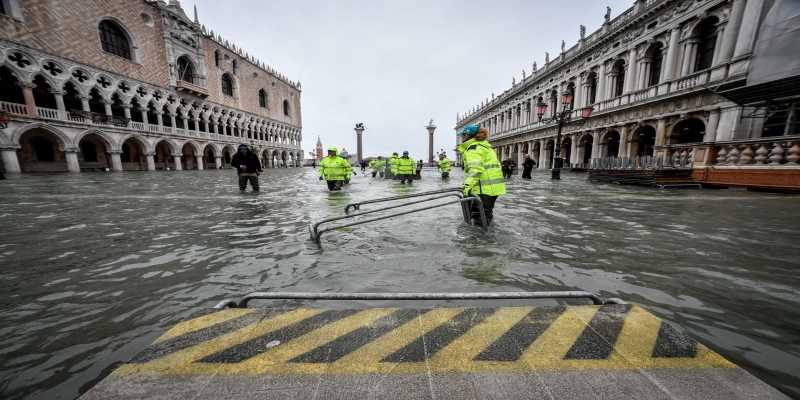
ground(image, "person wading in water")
xmin=231 ymin=144 xmax=262 ymax=192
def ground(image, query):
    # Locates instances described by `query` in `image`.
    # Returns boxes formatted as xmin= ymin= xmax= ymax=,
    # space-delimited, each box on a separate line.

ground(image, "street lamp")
xmin=550 ymin=89 xmax=576 ymax=180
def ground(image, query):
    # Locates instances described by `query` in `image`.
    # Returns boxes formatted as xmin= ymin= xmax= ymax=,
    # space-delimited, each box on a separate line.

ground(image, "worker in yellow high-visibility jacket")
xmin=395 ymin=151 xmax=416 ymax=184
xmin=319 ymin=147 xmax=351 ymax=191
xmin=457 ymin=125 xmax=505 ymax=225
xmin=437 ymin=153 xmax=452 ymax=180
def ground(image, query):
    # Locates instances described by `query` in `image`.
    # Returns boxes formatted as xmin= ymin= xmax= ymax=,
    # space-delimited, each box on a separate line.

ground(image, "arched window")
xmin=258 ymin=89 xmax=268 ymax=108
xmin=283 ymin=99 xmax=290 ymax=116
xmin=647 ymin=43 xmax=664 ymax=86
xmin=99 ymin=20 xmax=132 ymax=60
xmin=221 ymin=73 xmax=234 ymax=97
xmin=612 ymin=59 xmax=626 ymax=97
xmin=214 ymin=50 xmax=220 ymax=67
xmin=176 ymin=56 xmax=194 ymax=83
xmin=694 ymin=17 xmax=719 ymax=72
xmin=587 ymin=72 xmax=598 ymax=105
xmin=232 ymin=60 xmax=237 ymax=75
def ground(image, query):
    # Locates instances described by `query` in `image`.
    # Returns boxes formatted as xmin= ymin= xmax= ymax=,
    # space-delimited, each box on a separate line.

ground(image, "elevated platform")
xmin=80 ymin=304 xmax=788 ymax=399
xmin=589 ymin=169 xmax=695 ymax=187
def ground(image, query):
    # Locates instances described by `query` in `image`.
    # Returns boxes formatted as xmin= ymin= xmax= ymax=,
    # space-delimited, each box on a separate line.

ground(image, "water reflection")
xmin=0 ymin=168 xmax=798 ymax=399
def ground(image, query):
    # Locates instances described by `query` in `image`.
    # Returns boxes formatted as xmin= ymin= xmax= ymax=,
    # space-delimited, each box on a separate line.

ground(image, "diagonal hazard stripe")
xmin=132 ymin=310 xmax=267 ymax=363
xmin=474 ymin=306 xmax=565 ymax=362
xmin=652 ymin=321 xmax=697 ymax=358
xmin=564 ymin=304 xmax=632 ymax=360
xmin=382 ymin=308 xmax=495 ymax=363
xmin=289 ymin=309 xmax=419 ymax=363
xmin=518 ymin=306 xmax=599 ymax=364
xmin=155 ymin=309 xmax=254 ymax=344
xmin=198 ymin=309 xmax=360 ymax=363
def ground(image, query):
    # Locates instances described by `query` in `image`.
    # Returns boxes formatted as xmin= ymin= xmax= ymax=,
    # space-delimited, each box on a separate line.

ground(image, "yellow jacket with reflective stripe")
xmin=396 ymin=156 xmax=415 ymax=175
xmin=370 ymin=159 xmax=386 ymax=172
xmin=320 ymin=155 xmax=350 ymax=181
xmin=388 ymin=156 xmax=400 ymax=174
xmin=438 ymin=158 xmax=452 ymax=172
xmin=457 ymin=138 xmax=506 ymax=196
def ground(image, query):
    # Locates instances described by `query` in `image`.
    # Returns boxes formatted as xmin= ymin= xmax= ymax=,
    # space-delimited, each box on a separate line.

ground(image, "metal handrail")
xmin=344 ymin=187 xmax=464 ymax=214
xmin=310 ymin=196 xmax=487 ymax=243
xmin=214 ymin=290 xmax=620 ymax=309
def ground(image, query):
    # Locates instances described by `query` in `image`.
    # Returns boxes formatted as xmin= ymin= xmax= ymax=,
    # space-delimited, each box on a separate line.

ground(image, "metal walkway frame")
xmin=214 ymin=290 xmax=624 ymax=309
xmin=310 ymin=188 xmax=487 ymax=243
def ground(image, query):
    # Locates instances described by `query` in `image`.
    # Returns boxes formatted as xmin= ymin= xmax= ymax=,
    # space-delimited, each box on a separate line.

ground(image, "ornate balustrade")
xmin=590 ymin=154 xmax=693 ymax=170
xmin=712 ymin=136 xmax=800 ymax=167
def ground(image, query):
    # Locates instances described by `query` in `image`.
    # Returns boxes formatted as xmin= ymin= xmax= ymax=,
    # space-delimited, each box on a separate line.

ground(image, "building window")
xmin=647 ymin=43 xmax=664 ymax=87
xmin=283 ymin=99 xmax=290 ymax=116
xmin=214 ymin=50 xmax=220 ymax=67
xmin=612 ymin=59 xmax=626 ymax=97
xmin=232 ymin=60 xmax=237 ymax=75
xmin=176 ymin=56 xmax=194 ymax=83
xmin=221 ymin=73 xmax=234 ymax=96
xmin=258 ymin=89 xmax=268 ymax=108
xmin=0 ymin=2 xmax=6 ymax=15
xmin=99 ymin=20 xmax=132 ymax=60
xmin=587 ymin=72 xmax=598 ymax=104
xmin=694 ymin=17 xmax=719 ymax=72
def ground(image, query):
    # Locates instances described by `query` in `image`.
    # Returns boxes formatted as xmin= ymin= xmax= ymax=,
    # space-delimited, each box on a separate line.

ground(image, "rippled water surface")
xmin=0 ymin=168 xmax=799 ymax=399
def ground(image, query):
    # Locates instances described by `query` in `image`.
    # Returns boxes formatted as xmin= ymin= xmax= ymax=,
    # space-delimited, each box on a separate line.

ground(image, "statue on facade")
xmin=512 ymin=77 xmax=516 ymax=86
xmin=580 ymin=25 xmax=586 ymax=40
xmin=561 ymin=40 xmax=566 ymax=53
xmin=532 ymin=61 xmax=537 ymax=72
xmin=605 ymin=6 xmax=612 ymax=23
xmin=522 ymin=69 xmax=526 ymax=79
xmin=545 ymin=52 xmax=550 ymax=64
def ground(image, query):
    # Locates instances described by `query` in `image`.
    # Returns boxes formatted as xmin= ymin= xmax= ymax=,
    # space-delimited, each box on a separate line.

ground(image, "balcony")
xmin=0 ymin=100 xmax=298 ymax=150
xmin=176 ymin=79 xmax=209 ymax=98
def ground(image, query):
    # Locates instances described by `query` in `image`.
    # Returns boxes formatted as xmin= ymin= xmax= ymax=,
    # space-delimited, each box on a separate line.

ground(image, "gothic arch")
xmin=97 ymin=17 xmax=138 ymax=62
xmin=75 ymin=129 xmax=115 ymax=152
xmin=11 ymin=122 xmax=71 ymax=148
xmin=118 ymin=133 xmax=152 ymax=154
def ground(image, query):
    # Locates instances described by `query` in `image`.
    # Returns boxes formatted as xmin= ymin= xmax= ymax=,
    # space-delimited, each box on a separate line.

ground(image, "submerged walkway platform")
xmin=81 ymin=304 xmax=789 ymax=399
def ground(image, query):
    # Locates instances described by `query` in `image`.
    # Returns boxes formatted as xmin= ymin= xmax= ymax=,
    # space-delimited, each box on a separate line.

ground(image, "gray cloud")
xmin=184 ymin=0 xmax=631 ymax=159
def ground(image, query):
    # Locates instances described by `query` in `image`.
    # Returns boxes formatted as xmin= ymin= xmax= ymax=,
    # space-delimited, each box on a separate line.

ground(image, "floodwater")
xmin=0 ymin=168 xmax=798 ymax=399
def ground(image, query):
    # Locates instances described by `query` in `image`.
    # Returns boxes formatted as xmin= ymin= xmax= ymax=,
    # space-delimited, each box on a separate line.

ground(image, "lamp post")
xmin=537 ymin=90 xmax=581 ymax=180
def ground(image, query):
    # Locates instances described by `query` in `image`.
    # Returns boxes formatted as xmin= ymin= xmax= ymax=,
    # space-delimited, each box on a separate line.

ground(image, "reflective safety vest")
xmin=457 ymin=138 xmax=506 ymax=196
xmin=438 ymin=158 xmax=452 ymax=173
xmin=371 ymin=159 xmax=386 ymax=172
xmin=388 ymin=156 xmax=400 ymax=174
xmin=320 ymin=155 xmax=350 ymax=181
xmin=396 ymin=157 xmax=415 ymax=175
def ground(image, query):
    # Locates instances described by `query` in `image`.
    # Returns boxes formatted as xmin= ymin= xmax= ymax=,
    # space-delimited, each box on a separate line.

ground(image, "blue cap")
xmin=460 ymin=124 xmax=480 ymax=136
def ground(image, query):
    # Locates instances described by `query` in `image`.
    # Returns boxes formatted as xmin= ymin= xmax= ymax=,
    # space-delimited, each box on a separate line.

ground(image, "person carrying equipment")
xmin=457 ymin=125 xmax=505 ymax=225
xmin=319 ymin=147 xmax=350 ymax=191
xmin=387 ymin=152 xmax=400 ymax=179
xmin=396 ymin=151 xmax=416 ymax=184
xmin=371 ymin=156 xmax=386 ymax=178
xmin=437 ymin=153 xmax=452 ymax=180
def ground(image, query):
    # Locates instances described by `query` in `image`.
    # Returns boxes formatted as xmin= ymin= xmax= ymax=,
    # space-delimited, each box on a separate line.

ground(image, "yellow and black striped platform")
xmin=81 ymin=305 xmax=790 ymax=399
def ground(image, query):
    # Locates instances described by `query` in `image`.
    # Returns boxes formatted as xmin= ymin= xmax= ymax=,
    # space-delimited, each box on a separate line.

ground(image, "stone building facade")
xmin=455 ymin=0 xmax=799 ymax=191
xmin=0 ymin=0 xmax=303 ymax=173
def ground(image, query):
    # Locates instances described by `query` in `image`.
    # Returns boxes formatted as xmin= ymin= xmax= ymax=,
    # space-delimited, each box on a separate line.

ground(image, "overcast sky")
xmin=182 ymin=0 xmax=631 ymax=159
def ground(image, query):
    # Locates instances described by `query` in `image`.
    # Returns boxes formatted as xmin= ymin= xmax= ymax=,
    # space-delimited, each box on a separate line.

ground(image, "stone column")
xmin=733 ymin=0 xmax=765 ymax=58
xmin=65 ymin=149 xmax=81 ymax=173
xmin=19 ymin=82 xmax=37 ymax=117
xmin=538 ymin=140 xmax=548 ymax=169
xmin=1 ymin=148 xmax=21 ymax=174
xmin=570 ymin=134 xmax=579 ymax=166
xmin=122 ymin=105 xmax=131 ymax=120
xmin=575 ymin=76 xmax=585 ymax=109
xmin=168 ymin=113 xmax=177 ymax=130
xmin=194 ymin=118 xmax=201 ymax=135
xmin=591 ymin=131 xmax=602 ymax=162
xmin=173 ymin=154 xmax=183 ymax=171
xmin=80 ymin=96 xmax=91 ymax=112
xmin=52 ymin=89 xmax=66 ymax=113
xmin=717 ymin=0 xmax=747 ymax=64
xmin=623 ymin=49 xmax=638 ymax=94
xmin=662 ymin=28 xmax=682 ymax=82
xmin=354 ymin=124 xmax=365 ymax=163
xmin=597 ymin=62 xmax=608 ymax=102
xmin=215 ymin=156 xmax=222 ymax=169
xmin=156 ymin=111 xmax=163 ymax=126
xmin=655 ymin=118 xmax=668 ymax=146
xmin=426 ymin=121 xmax=436 ymax=165
xmin=517 ymin=143 xmax=524 ymax=170
xmin=146 ymin=153 xmax=156 ymax=171
xmin=195 ymin=155 xmax=204 ymax=170
xmin=680 ymin=40 xmax=699 ymax=76
xmin=139 ymin=109 xmax=148 ymax=124
xmin=704 ymin=109 xmax=721 ymax=142
xmin=621 ymin=125 xmax=633 ymax=159
xmin=103 ymin=101 xmax=112 ymax=117
xmin=110 ymin=151 xmax=123 ymax=172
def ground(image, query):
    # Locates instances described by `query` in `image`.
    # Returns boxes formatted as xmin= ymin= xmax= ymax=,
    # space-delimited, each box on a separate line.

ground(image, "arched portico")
xmin=16 ymin=127 xmax=70 ymax=172
xmin=601 ymin=130 xmax=621 ymax=158
xmin=633 ymin=125 xmax=656 ymax=157
xmin=154 ymin=140 xmax=176 ymax=170
xmin=578 ymin=134 xmax=593 ymax=165
xmin=672 ymin=118 xmax=706 ymax=144
xmin=121 ymin=135 xmax=148 ymax=171
xmin=181 ymin=141 xmax=201 ymax=170
xmin=78 ymin=131 xmax=114 ymax=171
xmin=202 ymin=144 xmax=217 ymax=169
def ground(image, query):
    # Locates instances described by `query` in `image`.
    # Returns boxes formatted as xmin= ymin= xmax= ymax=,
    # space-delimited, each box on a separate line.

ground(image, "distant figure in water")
xmin=522 ymin=156 xmax=535 ymax=179
xmin=231 ymin=144 xmax=262 ymax=192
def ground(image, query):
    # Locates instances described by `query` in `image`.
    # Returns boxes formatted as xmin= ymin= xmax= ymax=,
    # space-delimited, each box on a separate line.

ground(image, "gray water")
xmin=0 ymin=168 xmax=798 ymax=399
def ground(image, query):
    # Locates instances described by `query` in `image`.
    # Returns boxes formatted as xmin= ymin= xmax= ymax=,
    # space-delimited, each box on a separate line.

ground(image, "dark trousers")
xmin=399 ymin=174 xmax=413 ymax=184
xmin=470 ymin=194 xmax=497 ymax=226
xmin=522 ymin=167 xmax=532 ymax=179
xmin=371 ymin=171 xmax=377 ymax=178
xmin=326 ymin=180 xmax=343 ymax=191
xmin=441 ymin=172 xmax=450 ymax=179
xmin=238 ymin=175 xmax=259 ymax=191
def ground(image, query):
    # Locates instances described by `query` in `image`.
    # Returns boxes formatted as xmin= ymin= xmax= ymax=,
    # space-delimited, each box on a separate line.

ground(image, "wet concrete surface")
xmin=0 ymin=168 xmax=799 ymax=399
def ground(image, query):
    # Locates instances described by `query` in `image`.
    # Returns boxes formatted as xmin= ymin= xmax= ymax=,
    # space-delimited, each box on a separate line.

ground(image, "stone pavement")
xmin=81 ymin=304 xmax=790 ymax=399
